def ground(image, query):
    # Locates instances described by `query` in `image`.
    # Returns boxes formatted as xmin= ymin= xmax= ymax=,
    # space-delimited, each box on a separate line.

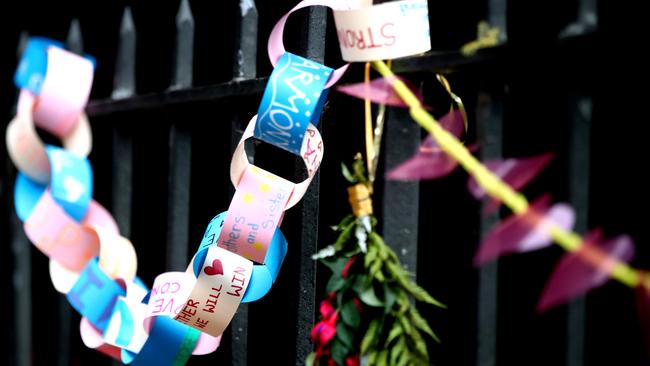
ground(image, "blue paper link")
xmin=14 ymin=37 xmax=64 ymax=94
xmin=67 ymin=257 xmax=126 ymax=333
xmin=46 ymin=145 xmax=93 ymax=221
xmin=255 ymin=52 xmax=332 ymax=156
xmin=193 ymin=211 xmax=289 ymax=302
xmin=128 ymin=316 xmax=200 ymax=366
xmin=103 ymin=276 xmax=151 ymax=352
xmin=14 ymin=172 xmax=47 ymax=222
xmin=109 ymin=298 xmax=136 ymax=349
xmin=14 ymin=36 xmax=97 ymax=95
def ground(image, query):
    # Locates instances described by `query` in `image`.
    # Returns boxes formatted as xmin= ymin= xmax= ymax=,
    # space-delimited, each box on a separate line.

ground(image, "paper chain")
xmin=4 ymin=1 xmax=432 ymax=364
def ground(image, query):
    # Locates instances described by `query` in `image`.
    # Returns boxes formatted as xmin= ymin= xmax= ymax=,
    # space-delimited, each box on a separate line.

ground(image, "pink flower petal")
xmin=386 ymin=112 xmax=470 ymax=181
xmin=537 ymin=232 xmax=635 ymax=312
xmin=474 ymin=195 xmax=576 ymax=265
xmin=336 ymin=77 xmax=425 ymax=108
xmin=385 ymin=148 xmax=458 ymax=181
xmin=438 ymin=109 xmax=466 ymax=139
xmin=468 ymin=153 xmax=554 ymax=213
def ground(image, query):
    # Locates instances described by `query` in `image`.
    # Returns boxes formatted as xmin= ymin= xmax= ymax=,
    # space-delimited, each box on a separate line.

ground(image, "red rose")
xmin=345 ymin=354 xmax=360 ymax=366
xmin=310 ymin=311 xmax=338 ymax=345
xmin=320 ymin=295 xmax=336 ymax=320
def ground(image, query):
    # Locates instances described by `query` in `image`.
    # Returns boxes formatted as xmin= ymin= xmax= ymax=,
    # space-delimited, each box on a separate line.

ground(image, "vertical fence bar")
xmin=578 ymin=0 xmax=597 ymax=27
xmin=566 ymin=95 xmax=592 ymax=366
xmin=110 ymin=9 xmax=136 ymax=366
xmin=475 ymin=91 xmax=503 ymax=366
xmin=10 ymin=215 xmax=31 ymax=366
xmin=53 ymin=19 xmax=85 ymax=366
xmin=560 ymin=0 xmax=597 ymax=36
xmin=9 ymin=31 xmax=32 ymax=366
xmin=66 ymin=19 xmax=83 ymax=54
xmin=230 ymin=2 xmax=258 ymax=364
xmin=111 ymin=6 xmax=136 ymax=238
xmin=292 ymin=7 xmax=327 ymax=365
xmin=488 ymin=0 xmax=508 ymax=43
xmin=165 ymin=0 xmax=194 ymax=272
xmin=232 ymin=0 xmax=257 ymax=81
xmin=112 ymin=7 xmax=136 ymax=101
xmin=382 ymin=107 xmax=421 ymax=273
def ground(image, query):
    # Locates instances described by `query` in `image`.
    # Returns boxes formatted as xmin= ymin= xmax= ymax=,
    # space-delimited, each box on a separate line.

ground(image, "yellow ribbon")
xmin=364 ymin=61 xmax=391 ymax=192
xmin=460 ymin=21 xmax=501 ymax=57
xmin=371 ymin=59 xmax=642 ymax=289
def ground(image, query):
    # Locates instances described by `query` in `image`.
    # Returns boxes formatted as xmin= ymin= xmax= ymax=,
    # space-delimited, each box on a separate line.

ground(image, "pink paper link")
xmin=268 ymin=0 xmax=354 ymax=88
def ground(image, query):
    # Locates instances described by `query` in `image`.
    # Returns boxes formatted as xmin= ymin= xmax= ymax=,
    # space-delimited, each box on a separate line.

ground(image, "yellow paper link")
xmin=364 ymin=62 xmax=374 ymax=188
xmin=436 ymin=74 xmax=468 ymax=132
xmin=371 ymin=60 xmax=642 ymax=289
xmin=460 ymin=21 xmax=501 ymax=57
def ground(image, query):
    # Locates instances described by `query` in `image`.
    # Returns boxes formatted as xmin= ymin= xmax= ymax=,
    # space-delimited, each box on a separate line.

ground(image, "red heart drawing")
xmin=204 ymin=259 xmax=224 ymax=276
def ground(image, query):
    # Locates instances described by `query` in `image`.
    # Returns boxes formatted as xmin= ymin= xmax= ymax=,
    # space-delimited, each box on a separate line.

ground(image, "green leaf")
xmin=351 ymin=274 xmax=371 ymax=294
xmin=331 ymin=338 xmax=349 ymax=366
xmin=361 ymin=319 xmax=381 ymax=354
xmin=386 ymin=261 xmax=446 ymax=308
xmin=326 ymin=275 xmax=347 ymax=293
xmin=395 ymin=292 xmax=410 ymax=314
xmin=410 ymin=354 xmax=430 ymax=366
xmin=390 ymin=337 xmax=406 ymax=366
xmin=359 ymin=286 xmax=384 ymax=307
xmin=409 ymin=326 xmax=429 ymax=361
xmin=334 ymin=221 xmax=357 ymax=250
xmin=341 ymin=162 xmax=356 ymax=183
xmin=396 ymin=349 xmax=410 ymax=366
xmin=305 ymin=352 xmax=316 ymax=366
xmin=385 ymin=322 xmax=403 ymax=346
xmin=366 ymin=351 xmax=378 ymax=366
xmin=364 ymin=243 xmax=378 ymax=269
xmin=333 ymin=214 xmax=355 ymax=231
xmin=376 ymin=350 xmax=388 ymax=366
xmin=409 ymin=307 xmax=440 ymax=342
xmin=336 ymin=322 xmax=355 ymax=348
xmin=373 ymin=270 xmax=386 ymax=282
xmin=352 ymin=158 xmax=368 ymax=184
xmin=398 ymin=314 xmax=413 ymax=334
xmin=340 ymin=300 xmax=361 ymax=329
xmin=321 ymin=257 xmax=349 ymax=274
xmin=408 ymin=283 xmax=446 ymax=309
xmin=383 ymin=283 xmax=397 ymax=314
xmin=369 ymin=259 xmax=384 ymax=282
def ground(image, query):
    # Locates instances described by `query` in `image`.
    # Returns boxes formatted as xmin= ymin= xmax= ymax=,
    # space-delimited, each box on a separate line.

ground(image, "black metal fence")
xmin=1 ymin=0 xmax=649 ymax=365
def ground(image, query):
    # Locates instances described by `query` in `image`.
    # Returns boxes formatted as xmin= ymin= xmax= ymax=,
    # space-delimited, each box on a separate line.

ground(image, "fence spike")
xmin=16 ymin=31 xmax=29 ymax=59
xmin=66 ymin=18 xmax=84 ymax=54
xmin=171 ymin=0 xmax=194 ymax=90
xmin=233 ymin=0 xmax=258 ymax=80
xmin=112 ymin=6 xmax=136 ymax=99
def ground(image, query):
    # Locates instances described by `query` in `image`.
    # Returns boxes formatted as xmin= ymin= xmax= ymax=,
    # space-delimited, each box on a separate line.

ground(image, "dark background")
xmin=1 ymin=0 xmax=649 ymax=365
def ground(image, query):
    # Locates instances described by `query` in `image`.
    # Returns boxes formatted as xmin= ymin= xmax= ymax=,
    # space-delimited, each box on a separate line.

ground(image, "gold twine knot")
xmin=347 ymin=183 xmax=373 ymax=217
